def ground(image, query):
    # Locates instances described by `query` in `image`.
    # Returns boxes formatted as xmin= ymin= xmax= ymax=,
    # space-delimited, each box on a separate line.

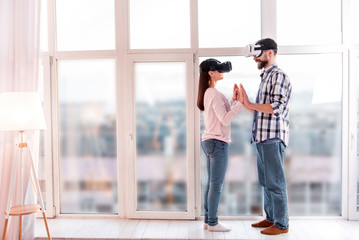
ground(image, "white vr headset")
xmin=244 ymin=44 xmax=277 ymax=58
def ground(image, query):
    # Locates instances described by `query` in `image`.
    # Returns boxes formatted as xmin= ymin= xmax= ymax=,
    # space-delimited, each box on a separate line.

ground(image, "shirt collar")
xmin=260 ymin=64 xmax=277 ymax=78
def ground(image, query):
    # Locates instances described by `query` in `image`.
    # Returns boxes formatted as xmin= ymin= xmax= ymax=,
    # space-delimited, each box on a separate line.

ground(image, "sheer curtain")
xmin=0 ymin=0 xmax=41 ymax=239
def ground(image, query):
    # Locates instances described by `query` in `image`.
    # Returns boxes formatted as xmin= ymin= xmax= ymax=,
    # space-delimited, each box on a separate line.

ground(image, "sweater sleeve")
xmin=211 ymin=93 xmax=242 ymax=127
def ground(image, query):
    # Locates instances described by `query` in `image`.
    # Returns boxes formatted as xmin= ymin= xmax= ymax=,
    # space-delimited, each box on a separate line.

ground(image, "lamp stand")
xmin=2 ymin=131 xmax=51 ymax=240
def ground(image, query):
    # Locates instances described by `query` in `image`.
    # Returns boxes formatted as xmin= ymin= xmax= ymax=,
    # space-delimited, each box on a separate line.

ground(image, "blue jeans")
xmin=202 ymin=139 xmax=229 ymax=226
xmin=255 ymin=141 xmax=289 ymax=230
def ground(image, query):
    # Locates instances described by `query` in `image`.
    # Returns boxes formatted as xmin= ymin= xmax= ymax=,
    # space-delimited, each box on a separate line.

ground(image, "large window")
xmin=40 ymin=0 xmax=358 ymax=218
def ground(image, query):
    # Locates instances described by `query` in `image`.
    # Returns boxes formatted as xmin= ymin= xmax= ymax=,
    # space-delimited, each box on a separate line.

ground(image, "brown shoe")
xmin=261 ymin=225 xmax=289 ymax=235
xmin=251 ymin=220 xmax=273 ymax=228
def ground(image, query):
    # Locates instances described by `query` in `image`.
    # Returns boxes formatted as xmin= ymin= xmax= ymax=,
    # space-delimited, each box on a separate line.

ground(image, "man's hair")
xmin=255 ymin=38 xmax=278 ymax=55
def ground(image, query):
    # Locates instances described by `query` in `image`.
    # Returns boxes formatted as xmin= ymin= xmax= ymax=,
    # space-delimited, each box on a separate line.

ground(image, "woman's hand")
xmin=232 ymin=83 xmax=239 ymax=101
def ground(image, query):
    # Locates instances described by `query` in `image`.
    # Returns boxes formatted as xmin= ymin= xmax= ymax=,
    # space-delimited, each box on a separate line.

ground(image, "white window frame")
xmin=126 ymin=53 xmax=196 ymax=219
xmin=51 ymin=52 xmax=118 ymax=218
xmin=348 ymin=49 xmax=359 ymax=220
xmin=38 ymin=54 xmax=55 ymax=218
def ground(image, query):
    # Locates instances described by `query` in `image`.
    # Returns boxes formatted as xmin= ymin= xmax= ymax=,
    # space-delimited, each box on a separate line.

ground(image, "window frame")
xmin=126 ymin=53 xmax=196 ymax=219
xmin=348 ymin=49 xmax=359 ymax=220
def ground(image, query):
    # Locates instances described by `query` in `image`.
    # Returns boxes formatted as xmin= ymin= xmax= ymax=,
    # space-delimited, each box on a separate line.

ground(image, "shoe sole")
xmin=252 ymin=224 xmax=273 ymax=228
xmin=261 ymin=228 xmax=289 ymax=235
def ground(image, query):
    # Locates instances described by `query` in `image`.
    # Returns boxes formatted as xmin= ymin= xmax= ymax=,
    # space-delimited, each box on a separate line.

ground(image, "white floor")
xmin=35 ymin=218 xmax=359 ymax=240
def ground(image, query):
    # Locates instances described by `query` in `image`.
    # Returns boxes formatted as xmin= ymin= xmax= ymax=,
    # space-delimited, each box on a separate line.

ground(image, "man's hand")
xmin=240 ymin=84 xmax=250 ymax=106
xmin=240 ymin=84 xmax=254 ymax=113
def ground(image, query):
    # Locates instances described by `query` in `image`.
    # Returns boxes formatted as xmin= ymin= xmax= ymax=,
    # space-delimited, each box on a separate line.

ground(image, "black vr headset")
xmin=199 ymin=59 xmax=232 ymax=74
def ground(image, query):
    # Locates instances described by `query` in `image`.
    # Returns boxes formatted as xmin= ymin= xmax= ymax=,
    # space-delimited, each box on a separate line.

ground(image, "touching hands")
xmin=237 ymin=85 xmax=243 ymax=103
xmin=233 ymin=83 xmax=252 ymax=111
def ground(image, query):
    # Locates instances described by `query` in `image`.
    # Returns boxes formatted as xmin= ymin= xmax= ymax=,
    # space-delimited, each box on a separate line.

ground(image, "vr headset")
xmin=199 ymin=60 xmax=232 ymax=73
xmin=244 ymin=44 xmax=278 ymax=58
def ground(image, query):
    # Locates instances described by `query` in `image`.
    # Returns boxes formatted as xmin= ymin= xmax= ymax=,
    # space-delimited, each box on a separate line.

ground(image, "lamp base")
xmin=2 ymin=136 xmax=51 ymax=240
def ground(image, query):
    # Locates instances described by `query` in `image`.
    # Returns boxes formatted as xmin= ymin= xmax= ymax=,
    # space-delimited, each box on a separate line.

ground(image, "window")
xmin=41 ymin=0 xmax=353 ymax=218
xmin=277 ymin=0 xmax=342 ymax=45
xmin=56 ymin=0 xmax=115 ymax=50
xmin=349 ymin=0 xmax=359 ymax=44
xmin=278 ymin=54 xmax=342 ymax=215
xmin=130 ymin=0 xmax=190 ymax=49
xmin=135 ymin=62 xmax=187 ymax=211
xmin=40 ymin=0 xmax=48 ymax=52
xmin=198 ymin=0 xmax=261 ymax=48
xmin=58 ymin=59 xmax=117 ymax=214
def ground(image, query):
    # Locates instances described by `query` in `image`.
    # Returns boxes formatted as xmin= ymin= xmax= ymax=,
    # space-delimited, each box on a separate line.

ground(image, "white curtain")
xmin=0 ymin=0 xmax=41 ymax=239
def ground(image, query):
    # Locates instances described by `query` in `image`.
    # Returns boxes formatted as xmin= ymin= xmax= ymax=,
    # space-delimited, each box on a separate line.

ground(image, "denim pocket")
xmin=202 ymin=140 xmax=215 ymax=154
xmin=214 ymin=140 xmax=225 ymax=150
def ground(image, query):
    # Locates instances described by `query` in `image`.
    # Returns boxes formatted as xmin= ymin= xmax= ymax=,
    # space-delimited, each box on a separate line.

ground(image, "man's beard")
xmin=257 ymin=59 xmax=268 ymax=70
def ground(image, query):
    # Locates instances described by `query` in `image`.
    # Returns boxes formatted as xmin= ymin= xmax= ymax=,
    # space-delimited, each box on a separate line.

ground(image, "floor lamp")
xmin=0 ymin=92 xmax=51 ymax=240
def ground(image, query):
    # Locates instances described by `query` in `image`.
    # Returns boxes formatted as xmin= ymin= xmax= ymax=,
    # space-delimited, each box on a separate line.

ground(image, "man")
xmin=240 ymin=38 xmax=292 ymax=235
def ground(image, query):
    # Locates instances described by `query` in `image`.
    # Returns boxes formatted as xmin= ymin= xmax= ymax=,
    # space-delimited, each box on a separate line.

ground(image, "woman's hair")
xmin=197 ymin=58 xmax=220 ymax=111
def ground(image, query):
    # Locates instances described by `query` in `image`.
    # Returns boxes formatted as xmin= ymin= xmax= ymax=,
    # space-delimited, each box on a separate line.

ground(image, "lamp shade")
xmin=0 ymin=92 xmax=46 ymax=131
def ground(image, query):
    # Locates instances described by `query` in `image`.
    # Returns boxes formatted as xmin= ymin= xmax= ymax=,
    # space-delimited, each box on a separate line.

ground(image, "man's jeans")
xmin=255 ymin=141 xmax=289 ymax=230
xmin=202 ymin=139 xmax=229 ymax=226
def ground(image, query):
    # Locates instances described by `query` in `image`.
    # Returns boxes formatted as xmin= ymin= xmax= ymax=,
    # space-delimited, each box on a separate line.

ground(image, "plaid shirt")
xmin=251 ymin=64 xmax=292 ymax=147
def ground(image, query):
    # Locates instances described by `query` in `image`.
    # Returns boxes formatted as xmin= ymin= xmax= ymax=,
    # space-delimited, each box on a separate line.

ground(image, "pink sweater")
xmin=202 ymin=88 xmax=242 ymax=144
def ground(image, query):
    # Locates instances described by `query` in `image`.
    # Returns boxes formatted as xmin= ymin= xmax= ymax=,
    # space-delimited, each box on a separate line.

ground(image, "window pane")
xmin=278 ymin=54 xmax=342 ymax=215
xmin=135 ymin=62 xmax=187 ymax=211
xmin=277 ymin=0 xmax=341 ymax=45
xmin=38 ymin=63 xmax=47 ymax=208
xmin=58 ymin=59 xmax=117 ymax=214
xmin=198 ymin=0 xmax=261 ymax=48
xmin=40 ymin=0 xmax=48 ymax=52
xmin=350 ymin=0 xmax=359 ymax=44
xmin=56 ymin=0 xmax=115 ymax=50
xmin=130 ymin=0 xmax=190 ymax=49
xmin=199 ymin=56 xmax=262 ymax=216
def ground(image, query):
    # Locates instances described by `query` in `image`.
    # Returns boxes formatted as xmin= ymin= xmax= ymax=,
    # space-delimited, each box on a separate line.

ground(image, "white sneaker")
xmin=204 ymin=223 xmax=208 ymax=229
xmin=207 ymin=222 xmax=232 ymax=232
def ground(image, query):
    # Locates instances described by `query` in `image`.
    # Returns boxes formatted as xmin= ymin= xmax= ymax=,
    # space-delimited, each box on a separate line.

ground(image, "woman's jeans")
xmin=202 ymin=139 xmax=228 ymax=226
xmin=255 ymin=141 xmax=289 ymax=230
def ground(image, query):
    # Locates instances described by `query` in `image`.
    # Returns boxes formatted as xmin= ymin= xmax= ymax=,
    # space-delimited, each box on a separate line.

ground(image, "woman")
xmin=197 ymin=58 xmax=242 ymax=232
